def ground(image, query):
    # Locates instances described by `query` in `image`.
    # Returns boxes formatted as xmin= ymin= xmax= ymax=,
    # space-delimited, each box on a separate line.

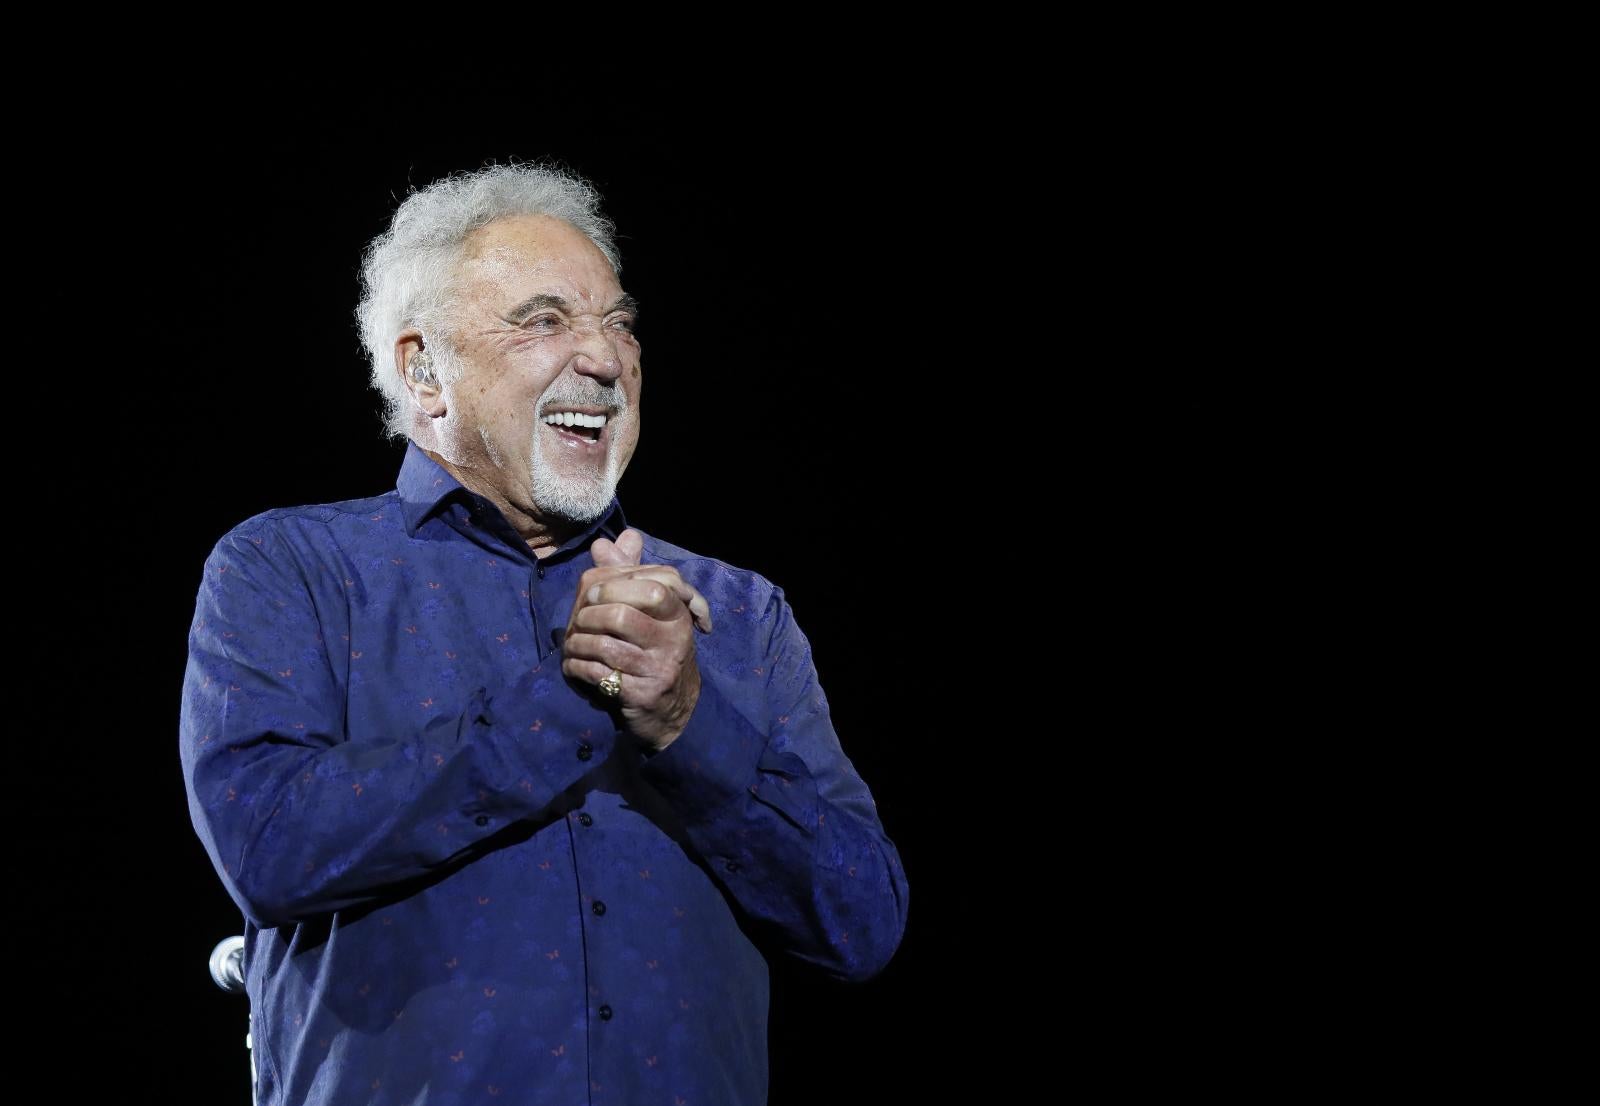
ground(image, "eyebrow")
xmin=503 ymin=292 xmax=641 ymax=325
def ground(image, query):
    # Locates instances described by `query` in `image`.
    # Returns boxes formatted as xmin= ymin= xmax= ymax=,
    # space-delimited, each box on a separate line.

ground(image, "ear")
xmin=395 ymin=329 xmax=446 ymax=418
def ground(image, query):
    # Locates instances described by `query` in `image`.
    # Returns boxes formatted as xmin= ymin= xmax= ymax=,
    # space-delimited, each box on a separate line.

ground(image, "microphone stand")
xmin=209 ymin=936 xmax=257 ymax=1106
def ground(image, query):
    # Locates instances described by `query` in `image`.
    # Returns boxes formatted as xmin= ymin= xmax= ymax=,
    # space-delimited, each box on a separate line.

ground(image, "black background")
xmin=40 ymin=88 xmax=1050 ymax=1102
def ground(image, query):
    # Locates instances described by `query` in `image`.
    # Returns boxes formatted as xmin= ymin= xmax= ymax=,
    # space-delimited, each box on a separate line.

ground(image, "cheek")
xmin=486 ymin=410 xmax=531 ymax=445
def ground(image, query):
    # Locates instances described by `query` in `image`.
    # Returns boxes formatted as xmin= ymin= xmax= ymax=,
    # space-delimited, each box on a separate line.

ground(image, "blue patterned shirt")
xmin=179 ymin=442 xmax=909 ymax=1106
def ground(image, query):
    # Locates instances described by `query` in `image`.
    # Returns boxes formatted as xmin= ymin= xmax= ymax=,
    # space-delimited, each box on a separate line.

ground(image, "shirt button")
xmin=725 ymin=860 xmax=740 ymax=873
xmin=577 ymin=742 xmax=593 ymax=761
xmin=536 ymin=564 xmax=545 ymax=579
xmin=598 ymin=1004 xmax=613 ymax=1021
xmin=475 ymin=815 xmax=490 ymax=827
xmin=578 ymin=813 xmax=593 ymax=827
xmin=591 ymin=900 xmax=606 ymax=916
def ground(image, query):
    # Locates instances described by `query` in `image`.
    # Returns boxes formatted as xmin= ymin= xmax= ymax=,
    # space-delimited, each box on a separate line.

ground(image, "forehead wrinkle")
xmin=457 ymin=220 xmax=622 ymax=321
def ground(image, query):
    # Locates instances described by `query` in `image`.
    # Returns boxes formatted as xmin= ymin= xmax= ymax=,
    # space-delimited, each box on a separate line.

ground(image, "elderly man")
xmin=179 ymin=164 xmax=908 ymax=1106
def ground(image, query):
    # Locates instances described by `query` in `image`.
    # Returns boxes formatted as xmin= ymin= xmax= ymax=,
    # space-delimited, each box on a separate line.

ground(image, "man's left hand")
xmin=561 ymin=529 xmax=709 ymax=752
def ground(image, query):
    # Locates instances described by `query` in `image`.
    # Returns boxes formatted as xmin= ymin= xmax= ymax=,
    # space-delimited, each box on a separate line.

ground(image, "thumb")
xmin=589 ymin=536 xmax=624 ymax=567
xmin=589 ymin=528 xmax=644 ymax=568
xmin=615 ymin=528 xmax=644 ymax=565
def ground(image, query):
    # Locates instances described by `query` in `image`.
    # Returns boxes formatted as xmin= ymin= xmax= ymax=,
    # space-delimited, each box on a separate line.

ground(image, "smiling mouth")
xmin=540 ymin=410 xmax=610 ymax=448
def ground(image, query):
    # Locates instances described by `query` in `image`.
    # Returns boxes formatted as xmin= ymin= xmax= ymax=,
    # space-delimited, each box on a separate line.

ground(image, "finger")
xmin=560 ymin=630 xmax=652 ymax=685
xmin=560 ymin=624 xmax=640 ymax=665
xmin=586 ymin=569 xmax=713 ymax=633
xmin=571 ymin=604 xmax=682 ymax=654
xmin=578 ymin=565 xmax=708 ymax=624
xmin=583 ymin=578 xmax=688 ymax=622
xmin=566 ymin=561 xmax=658 ymax=635
xmin=562 ymin=652 xmax=635 ymax=699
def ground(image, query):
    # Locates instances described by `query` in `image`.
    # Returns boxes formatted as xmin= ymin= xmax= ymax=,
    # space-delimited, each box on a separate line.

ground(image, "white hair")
xmin=356 ymin=162 xmax=621 ymax=442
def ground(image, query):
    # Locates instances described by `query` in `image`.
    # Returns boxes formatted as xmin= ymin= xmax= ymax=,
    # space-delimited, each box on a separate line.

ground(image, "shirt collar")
xmin=396 ymin=440 xmax=628 ymax=555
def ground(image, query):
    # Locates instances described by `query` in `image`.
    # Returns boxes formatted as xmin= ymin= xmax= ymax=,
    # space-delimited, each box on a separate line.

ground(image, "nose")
xmin=570 ymin=317 xmax=626 ymax=386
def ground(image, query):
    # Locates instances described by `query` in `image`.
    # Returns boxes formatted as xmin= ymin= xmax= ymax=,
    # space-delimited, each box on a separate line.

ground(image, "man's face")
xmin=440 ymin=213 xmax=642 ymax=523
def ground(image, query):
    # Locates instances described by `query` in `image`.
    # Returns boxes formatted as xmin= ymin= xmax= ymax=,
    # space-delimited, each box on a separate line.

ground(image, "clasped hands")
xmin=560 ymin=529 xmax=712 ymax=752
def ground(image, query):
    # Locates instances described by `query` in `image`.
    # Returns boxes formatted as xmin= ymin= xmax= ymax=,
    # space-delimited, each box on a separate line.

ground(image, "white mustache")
xmin=539 ymin=380 xmax=627 ymax=416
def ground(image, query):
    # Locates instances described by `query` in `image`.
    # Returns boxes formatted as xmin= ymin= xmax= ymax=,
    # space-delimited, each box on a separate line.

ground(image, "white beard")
xmin=526 ymin=368 xmax=632 ymax=523
xmin=528 ymin=416 xmax=627 ymax=523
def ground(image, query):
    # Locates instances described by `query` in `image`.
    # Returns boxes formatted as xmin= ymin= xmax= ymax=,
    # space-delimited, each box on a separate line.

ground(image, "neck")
xmin=422 ymin=447 xmax=575 ymax=559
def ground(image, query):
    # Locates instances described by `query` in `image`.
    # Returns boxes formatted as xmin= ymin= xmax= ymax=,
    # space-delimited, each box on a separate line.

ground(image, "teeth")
xmin=542 ymin=412 xmax=608 ymax=430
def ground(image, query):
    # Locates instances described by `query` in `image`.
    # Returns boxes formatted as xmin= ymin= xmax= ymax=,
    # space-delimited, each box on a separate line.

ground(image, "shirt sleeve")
xmin=179 ymin=521 xmax=616 ymax=930
xmin=637 ymin=583 xmax=909 ymax=984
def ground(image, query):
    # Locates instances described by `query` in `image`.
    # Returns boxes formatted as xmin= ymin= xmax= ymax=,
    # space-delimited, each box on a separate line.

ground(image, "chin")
xmin=528 ymin=425 xmax=625 ymax=523
xmin=530 ymin=476 xmax=616 ymax=523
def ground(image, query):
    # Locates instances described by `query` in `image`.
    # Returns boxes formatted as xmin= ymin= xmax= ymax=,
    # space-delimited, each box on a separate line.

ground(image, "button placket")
xmin=529 ymin=569 xmax=540 ymax=659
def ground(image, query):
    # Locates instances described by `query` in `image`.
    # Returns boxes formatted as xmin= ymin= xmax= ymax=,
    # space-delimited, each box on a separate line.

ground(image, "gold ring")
xmin=597 ymin=668 xmax=623 ymax=698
